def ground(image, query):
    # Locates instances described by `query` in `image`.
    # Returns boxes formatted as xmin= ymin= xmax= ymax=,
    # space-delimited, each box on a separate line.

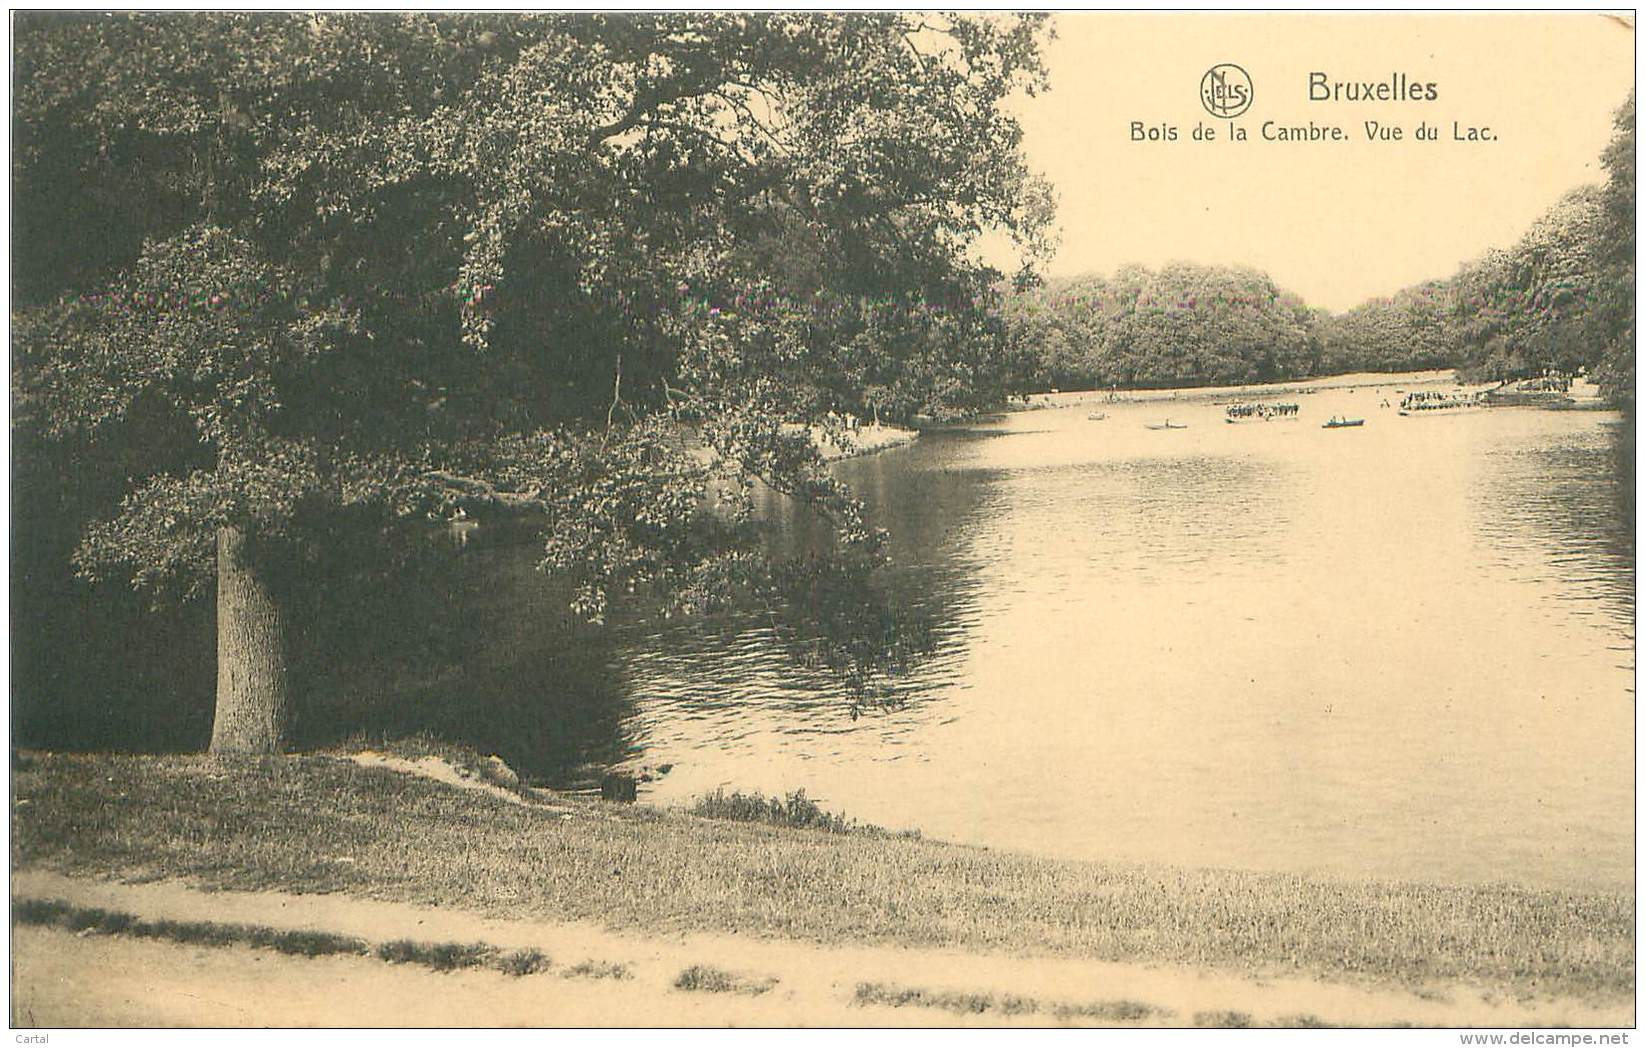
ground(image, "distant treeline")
xmin=1002 ymin=265 xmax=1318 ymax=390
xmin=1004 ymin=93 xmax=1634 ymax=404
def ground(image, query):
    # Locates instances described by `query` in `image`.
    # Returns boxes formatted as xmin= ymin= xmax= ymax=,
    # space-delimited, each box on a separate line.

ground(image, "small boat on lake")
xmin=1323 ymin=416 xmax=1365 ymax=428
xmin=1145 ymin=421 xmax=1187 ymax=430
xmin=1086 ymin=412 xmax=1108 ymax=421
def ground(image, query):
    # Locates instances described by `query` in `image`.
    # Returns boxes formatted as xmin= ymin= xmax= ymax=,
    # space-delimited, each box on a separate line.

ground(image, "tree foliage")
xmin=1588 ymin=92 xmax=1636 ymax=404
xmin=13 ymin=12 xmax=1052 ymax=630
xmin=1000 ymin=264 xmax=1320 ymax=390
xmin=11 ymin=12 xmax=1057 ymax=746
xmin=1314 ymin=280 xmax=1457 ymax=375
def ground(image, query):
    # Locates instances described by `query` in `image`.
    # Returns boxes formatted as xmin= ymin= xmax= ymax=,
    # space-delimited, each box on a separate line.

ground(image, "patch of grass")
xmin=376 ymin=938 xmax=496 ymax=972
xmin=15 ymin=895 xmax=564 ymax=979
xmin=142 ymin=917 xmax=247 ymax=948
xmin=12 ymin=753 xmax=1635 ymax=1000
xmin=16 ymin=898 xmax=117 ymax=935
xmin=1270 ymin=1013 xmax=1337 ymax=1028
xmin=674 ymin=964 xmax=776 ymax=995
xmin=497 ymin=948 xmax=551 ymax=977
xmin=563 ymin=960 xmax=631 ymax=981
xmin=1050 ymin=999 xmax=1170 ymax=1024
xmin=254 ymin=927 xmax=373 ymax=959
xmin=689 ymin=788 xmax=859 ymax=833
xmin=13 ymin=897 xmax=370 ymax=959
xmin=1195 ymin=1009 xmax=1254 ymax=1028
xmin=857 ymin=983 xmax=1165 ymax=1023
xmin=854 ymin=982 xmax=1038 ymax=1016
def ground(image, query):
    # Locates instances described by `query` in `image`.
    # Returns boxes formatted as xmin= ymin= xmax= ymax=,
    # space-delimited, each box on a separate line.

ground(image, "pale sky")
xmin=987 ymin=12 xmax=1635 ymax=311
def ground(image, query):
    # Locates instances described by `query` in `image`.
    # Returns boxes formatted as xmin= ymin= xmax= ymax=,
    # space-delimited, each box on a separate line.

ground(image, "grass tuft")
xmin=16 ymin=897 xmax=573 ymax=978
xmin=1051 ymin=999 xmax=1169 ymax=1023
xmin=563 ymin=960 xmax=632 ymax=981
xmin=857 ymin=982 xmax=1165 ymax=1023
xmin=674 ymin=964 xmax=776 ymax=995
xmin=1271 ymin=1013 xmax=1338 ymax=1028
xmin=13 ymin=898 xmax=369 ymax=959
xmin=1195 ymin=1009 xmax=1254 ymax=1028
xmin=376 ymin=938 xmax=496 ymax=972
xmin=257 ymin=927 xmax=373 ymax=958
xmin=854 ymin=981 xmax=1039 ymax=1016
xmin=497 ymin=948 xmax=551 ymax=977
xmin=689 ymin=788 xmax=859 ymax=833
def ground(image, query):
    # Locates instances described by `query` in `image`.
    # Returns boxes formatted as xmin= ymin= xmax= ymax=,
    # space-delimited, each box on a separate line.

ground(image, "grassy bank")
xmin=10 ymin=751 xmax=1633 ymax=1001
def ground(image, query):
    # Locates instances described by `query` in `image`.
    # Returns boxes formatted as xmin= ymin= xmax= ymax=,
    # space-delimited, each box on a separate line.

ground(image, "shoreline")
xmin=11 ymin=749 xmax=1633 ymax=1028
xmin=811 ymin=421 xmax=918 ymax=460
xmin=1018 ymin=369 xmax=1462 ymax=410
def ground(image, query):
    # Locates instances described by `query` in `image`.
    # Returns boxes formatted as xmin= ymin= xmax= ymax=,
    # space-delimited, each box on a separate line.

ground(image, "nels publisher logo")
xmin=1200 ymin=63 xmax=1253 ymax=119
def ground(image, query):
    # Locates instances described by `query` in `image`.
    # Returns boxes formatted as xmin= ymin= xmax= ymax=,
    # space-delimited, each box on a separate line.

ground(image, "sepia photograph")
xmin=7 ymin=8 xmax=1638 ymax=1035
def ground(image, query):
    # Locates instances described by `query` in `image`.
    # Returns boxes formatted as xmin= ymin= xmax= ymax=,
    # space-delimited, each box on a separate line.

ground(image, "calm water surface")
xmin=496 ymin=377 xmax=1636 ymax=891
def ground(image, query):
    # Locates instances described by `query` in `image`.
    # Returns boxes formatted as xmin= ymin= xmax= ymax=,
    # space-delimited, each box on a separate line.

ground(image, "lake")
xmin=464 ymin=374 xmax=1635 ymax=892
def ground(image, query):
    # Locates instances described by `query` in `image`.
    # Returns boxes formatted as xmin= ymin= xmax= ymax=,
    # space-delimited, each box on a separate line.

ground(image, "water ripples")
xmin=583 ymin=394 xmax=1633 ymax=888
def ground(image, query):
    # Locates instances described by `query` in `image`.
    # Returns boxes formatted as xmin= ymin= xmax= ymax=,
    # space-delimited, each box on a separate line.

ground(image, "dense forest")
xmin=1000 ymin=265 xmax=1318 ymax=390
xmin=1004 ymin=93 xmax=1635 ymax=404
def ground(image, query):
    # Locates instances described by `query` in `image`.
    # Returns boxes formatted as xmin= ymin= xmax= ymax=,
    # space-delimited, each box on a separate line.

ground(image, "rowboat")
xmin=1086 ymin=412 xmax=1108 ymax=421
xmin=1145 ymin=421 xmax=1187 ymax=430
xmin=1322 ymin=417 xmax=1364 ymax=428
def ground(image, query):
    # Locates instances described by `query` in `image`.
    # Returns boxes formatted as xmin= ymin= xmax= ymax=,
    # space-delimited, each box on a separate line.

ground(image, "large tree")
xmin=12 ymin=12 xmax=1053 ymax=752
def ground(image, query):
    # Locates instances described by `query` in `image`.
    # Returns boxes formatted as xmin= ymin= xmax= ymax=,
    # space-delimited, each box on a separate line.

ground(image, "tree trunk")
xmin=210 ymin=526 xmax=290 ymax=754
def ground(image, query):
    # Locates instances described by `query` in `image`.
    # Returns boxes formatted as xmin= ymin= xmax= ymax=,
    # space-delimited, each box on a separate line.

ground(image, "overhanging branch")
xmin=425 ymin=470 xmax=549 ymax=516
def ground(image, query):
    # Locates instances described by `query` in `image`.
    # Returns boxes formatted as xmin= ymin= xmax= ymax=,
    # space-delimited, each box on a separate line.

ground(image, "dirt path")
xmin=11 ymin=869 xmax=1631 ymax=1028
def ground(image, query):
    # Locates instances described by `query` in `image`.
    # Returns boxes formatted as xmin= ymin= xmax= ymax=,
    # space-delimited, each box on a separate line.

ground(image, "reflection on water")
xmin=605 ymin=382 xmax=1634 ymax=891
xmin=15 ymin=371 xmax=1627 ymax=890
xmin=1471 ymin=418 xmax=1635 ymax=641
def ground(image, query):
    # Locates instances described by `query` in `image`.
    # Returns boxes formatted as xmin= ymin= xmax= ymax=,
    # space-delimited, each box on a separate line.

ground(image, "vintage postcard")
xmin=8 ymin=9 xmax=1636 ymax=1037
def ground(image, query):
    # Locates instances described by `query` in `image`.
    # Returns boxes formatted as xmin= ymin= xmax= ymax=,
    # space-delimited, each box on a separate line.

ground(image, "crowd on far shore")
xmin=1400 ymin=390 xmax=1488 ymax=411
xmin=1225 ymin=402 xmax=1300 ymax=420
